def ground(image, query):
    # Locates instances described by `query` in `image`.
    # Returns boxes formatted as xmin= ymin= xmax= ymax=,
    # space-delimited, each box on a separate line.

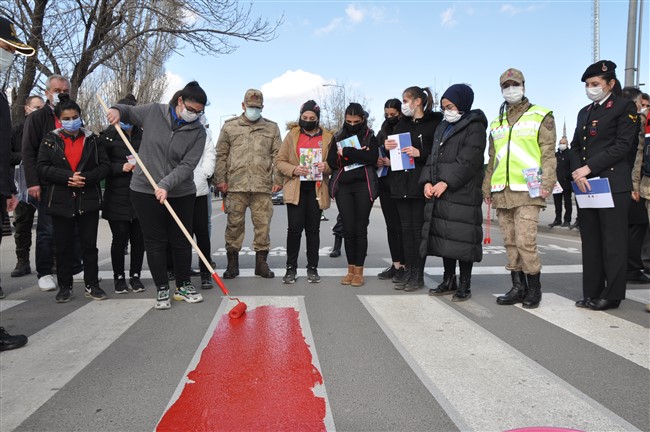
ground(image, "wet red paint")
xmin=157 ymin=306 xmax=326 ymax=432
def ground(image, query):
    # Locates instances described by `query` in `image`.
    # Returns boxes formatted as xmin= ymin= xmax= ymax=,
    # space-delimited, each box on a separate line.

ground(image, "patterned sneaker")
xmin=378 ymin=265 xmax=398 ymax=280
xmin=174 ymin=282 xmax=203 ymax=303
xmin=56 ymin=286 xmax=72 ymax=303
xmin=129 ymin=275 xmax=146 ymax=293
xmin=155 ymin=287 xmax=171 ymax=310
xmin=114 ymin=276 xmax=129 ymax=294
xmin=282 ymin=266 xmax=297 ymax=284
xmin=85 ymin=284 xmax=107 ymax=300
xmin=307 ymin=266 xmax=320 ymax=283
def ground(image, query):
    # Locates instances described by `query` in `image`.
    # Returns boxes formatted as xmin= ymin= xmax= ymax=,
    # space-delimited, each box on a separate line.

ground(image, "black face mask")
xmin=299 ymin=119 xmax=318 ymax=132
xmin=345 ymin=122 xmax=363 ymax=135
xmin=385 ymin=116 xmax=399 ymax=126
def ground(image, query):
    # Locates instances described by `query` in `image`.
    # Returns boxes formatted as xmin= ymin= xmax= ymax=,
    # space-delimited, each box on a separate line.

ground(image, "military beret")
xmin=500 ymin=68 xmax=525 ymax=86
xmin=581 ymin=60 xmax=617 ymax=82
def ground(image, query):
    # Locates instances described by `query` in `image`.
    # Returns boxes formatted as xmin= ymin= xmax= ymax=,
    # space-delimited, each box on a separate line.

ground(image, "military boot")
xmin=254 ymin=250 xmax=275 ymax=278
xmin=522 ymin=272 xmax=542 ymax=309
xmin=223 ymin=251 xmax=239 ymax=279
xmin=11 ymin=256 xmax=31 ymax=278
xmin=496 ymin=271 xmax=527 ymax=305
xmin=329 ymin=236 xmax=342 ymax=258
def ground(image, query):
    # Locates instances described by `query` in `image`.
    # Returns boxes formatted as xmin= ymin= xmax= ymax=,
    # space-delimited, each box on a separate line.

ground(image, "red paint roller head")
xmin=211 ymin=273 xmax=247 ymax=319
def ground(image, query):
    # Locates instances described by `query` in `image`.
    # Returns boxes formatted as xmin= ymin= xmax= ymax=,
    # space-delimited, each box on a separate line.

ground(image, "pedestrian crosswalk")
xmin=1 ymin=287 xmax=648 ymax=431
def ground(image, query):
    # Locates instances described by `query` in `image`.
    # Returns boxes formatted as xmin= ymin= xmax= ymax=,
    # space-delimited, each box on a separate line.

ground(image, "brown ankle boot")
xmin=254 ymin=250 xmax=275 ymax=278
xmin=223 ymin=251 xmax=239 ymax=279
xmin=341 ymin=265 xmax=354 ymax=285
xmin=351 ymin=266 xmax=365 ymax=287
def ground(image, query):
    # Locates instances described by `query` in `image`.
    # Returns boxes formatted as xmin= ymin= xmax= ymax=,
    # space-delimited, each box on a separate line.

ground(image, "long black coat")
xmin=419 ymin=110 xmax=487 ymax=262
xmin=100 ymin=125 xmax=142 ymax=221
xmin=37 ymin=129 xmax=110 ymax=218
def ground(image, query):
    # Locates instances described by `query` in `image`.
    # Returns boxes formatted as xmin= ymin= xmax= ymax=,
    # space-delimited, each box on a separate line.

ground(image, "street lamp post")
xmin=219 ymin=113 xmax=237 ymax=128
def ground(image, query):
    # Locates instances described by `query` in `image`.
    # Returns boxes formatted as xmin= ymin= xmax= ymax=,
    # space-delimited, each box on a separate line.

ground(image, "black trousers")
xmin=52 ymin=210 xmax=100 ymax=288
xmin=108 ymin=219 xmax=145 ymax=278
xmin=192 ymin=195 xmax=211 ymax=273
xmin=378 ymin=179 xmax=403 ymax=263
xmin=443 ymin=257 xmax=473 ymax=279
xmin=395 ymin=198 xmax=425 ymax=268
xmin=627 ymin=223 xmax=648 ymax=274
xmin=286 ymin=182 xmax=321 ymax=269
xmin=335 ymin=180 xmax=374 ymax=266
xmin=578 ymin=192 xmax=630 ymax=300
xmin=12 ymin=200 xmax=36 ymax=260
xmin=131 ymin=191 xmax=195 ymax=288
xmin=553 ymin=189 xmax=572 ymax=223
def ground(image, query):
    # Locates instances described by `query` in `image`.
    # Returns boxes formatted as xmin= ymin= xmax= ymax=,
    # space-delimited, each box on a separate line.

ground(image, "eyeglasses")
xmin=182 ymin=99 xmax=204 ymax=115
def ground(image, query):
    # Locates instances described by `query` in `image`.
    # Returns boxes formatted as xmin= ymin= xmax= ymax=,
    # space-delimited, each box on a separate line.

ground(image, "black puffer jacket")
xmin=389 ymin=111 xmax=442 ymax=199
xmin=419 ymin=110 xmax=488 ymax=262
xmin=100 ymin=125 xmax=143 ymax=221
xmin=37 ymin=129 xmax=110 ymax=218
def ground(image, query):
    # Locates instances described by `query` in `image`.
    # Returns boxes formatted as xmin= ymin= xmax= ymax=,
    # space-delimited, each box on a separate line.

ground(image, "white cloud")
xmin=345 ymin=4 xmax=365 ymax=23
xmin=500 ymin=3 xmax=541 ymax=16
xmin=440 ymin=7 xmax=457 ymax=27
xmin=160 ymin=71 xmax=185 ymax=104
xmin=260 ymin=70 xmax=331 ymax=105
xmin=314 ymin=17 xmax=343 ymax=36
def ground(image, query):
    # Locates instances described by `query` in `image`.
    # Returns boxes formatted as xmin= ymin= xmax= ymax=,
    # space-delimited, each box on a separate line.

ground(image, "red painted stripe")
xmin=157 ymin=306 xmax=327 ymax=432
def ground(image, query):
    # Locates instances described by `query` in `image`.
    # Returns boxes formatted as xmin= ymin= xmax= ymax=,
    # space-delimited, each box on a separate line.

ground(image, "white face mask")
xmin=51 ymin=92 xmax=62 ymax=107
xmin=502 ymin=86 xmax=524 ymax=104
xmin=443 ymin=109 xmax=462 ymax=123
xmin=586 ymin=86 xmax=608 ymax=103
xmin=0 ymin=48 xmax=14 ymax=73
xmin=401 ymin=102 xmax=414 ymax=118
xmin=245 ymin=107 xmax=262 ymax=122
xmin=558 ymin=144 xmax=568 ymax=151
xmin=180 ymin=107 xmax=200 ymax=123
xmin=640 ymin=107 xmax=649 ymax=116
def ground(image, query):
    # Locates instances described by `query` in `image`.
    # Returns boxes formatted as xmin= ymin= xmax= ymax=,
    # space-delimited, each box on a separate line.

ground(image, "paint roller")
xmin=97 ymin=95 xmax=247 ymax=319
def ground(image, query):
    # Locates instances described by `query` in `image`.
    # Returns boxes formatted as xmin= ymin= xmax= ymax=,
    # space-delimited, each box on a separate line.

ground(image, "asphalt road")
xmin=1 ymin=198 xmax=649 ymax=432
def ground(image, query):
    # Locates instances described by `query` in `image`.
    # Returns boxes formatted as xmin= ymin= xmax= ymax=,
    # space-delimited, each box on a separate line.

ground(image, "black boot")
xmin=522 ymin=273 xmax=542 ymax=309
xmin=496 ymin=271 xmax=527 ymax=305
xmin=223 ymin=251 xmax=239 ymax=279
xmin=452 ymin=276 xmax=472 ymax=302
xmin=404 ymin=265 xmax=425 ymax=292
xmin=10 ymin=257 xmax=31 ymax=277
xmin=394 ymin=266 xmax=413 ymax=290
xmin=429 ymin=273 xmax=457 ymax=296
xmin=254 ymin=250 xmax=275 ymax=278
xmin=329 ymin=236 xmax=342 ymax=258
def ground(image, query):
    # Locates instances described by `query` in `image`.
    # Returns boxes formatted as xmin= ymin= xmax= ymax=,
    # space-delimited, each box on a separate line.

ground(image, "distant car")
xmin=272 ymin=190 xmax=284 ymax=205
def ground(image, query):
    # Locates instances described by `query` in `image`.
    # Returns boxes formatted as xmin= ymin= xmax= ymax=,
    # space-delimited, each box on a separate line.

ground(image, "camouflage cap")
xmin=499 ymin=68 xmax=525 ymax=86
xmin=244 ymin=89 xmax=264 ymax=108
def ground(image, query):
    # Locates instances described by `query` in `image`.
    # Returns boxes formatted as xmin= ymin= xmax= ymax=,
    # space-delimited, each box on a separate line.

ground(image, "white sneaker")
xmin=38 ymin=275 xmax=57 ymax=292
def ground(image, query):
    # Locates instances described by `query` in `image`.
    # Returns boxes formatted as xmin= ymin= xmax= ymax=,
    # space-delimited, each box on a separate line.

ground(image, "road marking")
xmin=360 ymin=295 xmax=640 ymax=432
xmin=157 ymin=296 xmax=335 ymax=432
xmin=0 ymin=300 xmax=26 ymax=312
xmin=510 ymin=293 xmax=650 ymax=370
xmin=627 ymin=289 xmax=650 ymax=304
xmin=0 ymin=300 xmax=152 ymax=432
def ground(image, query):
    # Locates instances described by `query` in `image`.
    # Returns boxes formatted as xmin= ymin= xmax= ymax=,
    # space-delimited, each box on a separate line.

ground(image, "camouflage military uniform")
xmin=215 ymin=114 xmax=282 ymax=252
xmin=631 ymin=113 xmax=650 ymax=218
xmin=482 ymin=97 xmax=557 ymax=274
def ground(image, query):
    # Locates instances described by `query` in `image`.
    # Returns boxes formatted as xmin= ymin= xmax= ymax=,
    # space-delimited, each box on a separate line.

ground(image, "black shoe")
xmin=85 ymin=284 xmax=107 ymax=301
xmin=429 ymin=273 xmax=457 ymax=296
xmin=587 ymin=298 xmax=621 ymax=311
xmin=627 ymin=270 xmax=650 ymax=284
xmin=548 ymin=220 xmax=561 ymax=228
xmin=10 ymin=260 xmax=31 ymax=277
xmin=200 ymin=272 xmax=213 ymax=290
xmin=561 ymin=221 xmax=571 ymax=228
xmin=452 ymin=277 xmax=471 ymax=302
xmin=392 ymin=267 xmax=407 ymax=285
xmin=307 ymin=266 xmax=320 ymax=283
xmin=114 ymin=276 xmax=129 ymax=294
xmin=496 ymin=271 xmax=527 ymax=305
xmin=378 ymin=265 xmax=398 ymax=280
xmin=190 ymin=268 xmax=201 ymax=276
xmin=0 ymin=327 xmax=28 ymax=351
xmin=282 ymin=266 xmax=297 ymax=284
xmin=329 ymin=236 xmax=342 ymax=258
xmin=129 ymin=275 xmax=146 ymax=293
xmin=56 ymin=286 xmax=73 ymax=303
xmin=575 ymin=298 xmax=592 ymax=308
xmin=570 ymin=221 xmax=579 ymax=230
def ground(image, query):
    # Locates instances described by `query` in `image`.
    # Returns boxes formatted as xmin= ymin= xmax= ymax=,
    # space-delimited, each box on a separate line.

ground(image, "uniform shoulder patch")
xmin=629 ymin=114 xmax=638 ymax=123
xmin=542 ymin=116 xmax=555 ymax=131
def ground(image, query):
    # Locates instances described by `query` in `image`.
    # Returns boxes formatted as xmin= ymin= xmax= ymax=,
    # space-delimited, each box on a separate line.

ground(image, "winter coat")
xmin=193 ymin=127 xmax=217 ymax=197
xmin=214 ymin=114 xmax=282 ymax=194
xmin=419 ymin=110 xmax=488 ymax=263
xmin=100 ymin=125 xmax=142 ymax=221
xmin=389 ymin=111 xmax=443 ymax=199
xmin=113 ymin=103 xmax=206 ymax=198
xmin=0 ymin=91 xmax=15 ymax=198
xmin=37 ymin=128 xmax=110 ymax=218
xmin=276 ymin=125 xmax=334 ymax=209
xmin=555 ymin=148 xmax=572 ymax=190
xmin=22 ymin=101 xmax=57 ymax=188
xmin=326 ymin=125 xmax=379 ymax=201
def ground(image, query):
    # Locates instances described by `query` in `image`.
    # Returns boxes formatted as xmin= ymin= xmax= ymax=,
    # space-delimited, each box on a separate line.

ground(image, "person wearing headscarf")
xmin=420 ymin=84 xmax=487 ymax=301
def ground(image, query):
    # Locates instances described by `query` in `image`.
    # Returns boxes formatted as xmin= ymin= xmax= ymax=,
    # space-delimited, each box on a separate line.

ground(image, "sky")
xmin=163 ymin=1 xmax=649 ymax=143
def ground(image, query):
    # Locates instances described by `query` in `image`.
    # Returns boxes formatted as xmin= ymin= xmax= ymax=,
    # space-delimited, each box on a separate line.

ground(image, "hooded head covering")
xmin=441 ymin=84 xmax=474 ymax=113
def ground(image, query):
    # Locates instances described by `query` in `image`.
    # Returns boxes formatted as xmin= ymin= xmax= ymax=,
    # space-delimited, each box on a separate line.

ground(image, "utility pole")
xmin=636 ymin=0 xmax=645 ymax=87
xmin=625 ymin=0 xmax=639 ymax=87
xmin=593 ymin=0 xmax=600 ymax=62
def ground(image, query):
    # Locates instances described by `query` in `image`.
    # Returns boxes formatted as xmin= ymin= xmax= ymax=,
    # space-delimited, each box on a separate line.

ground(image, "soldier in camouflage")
xmin=214 ymin=89 xmax=282 ymax=279
xmin=482 ymin=68 xmax=557 ymax=309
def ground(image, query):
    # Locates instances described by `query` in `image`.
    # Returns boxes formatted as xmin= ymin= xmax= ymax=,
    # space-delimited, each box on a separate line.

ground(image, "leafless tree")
xmin=317 ymin=83 xmax=375 ymax=133
xmin=2 ymin=0 xmax=283 ymax=121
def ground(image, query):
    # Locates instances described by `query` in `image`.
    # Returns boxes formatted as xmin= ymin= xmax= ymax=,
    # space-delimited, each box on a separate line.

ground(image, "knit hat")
xmin=300 ymin=100 xmax=320 ymax=119
xmin=441 ymin=84 xmax=474 ymax=113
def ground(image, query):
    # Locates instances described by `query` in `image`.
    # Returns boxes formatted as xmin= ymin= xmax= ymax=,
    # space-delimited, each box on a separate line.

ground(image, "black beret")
xmin=581 ymin=60 xmax=617 ymax=82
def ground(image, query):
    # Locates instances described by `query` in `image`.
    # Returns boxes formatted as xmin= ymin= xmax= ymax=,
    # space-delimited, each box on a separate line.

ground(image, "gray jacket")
xmin=113 ymin=103 xmax=206 ymax=197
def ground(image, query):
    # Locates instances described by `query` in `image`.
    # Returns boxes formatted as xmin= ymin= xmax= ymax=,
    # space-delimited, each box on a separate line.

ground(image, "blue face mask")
xmin=119 ymin=121 xmax=133 ymax=130
xmin=245 ymin=107 xmax=262 ymax=122
xmin=61 ymin=118 xmax=82 ymax=133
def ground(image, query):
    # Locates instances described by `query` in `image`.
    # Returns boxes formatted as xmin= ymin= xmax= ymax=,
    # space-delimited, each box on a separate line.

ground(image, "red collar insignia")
xmin=606 ymin=100 xmax=613 ymax=109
